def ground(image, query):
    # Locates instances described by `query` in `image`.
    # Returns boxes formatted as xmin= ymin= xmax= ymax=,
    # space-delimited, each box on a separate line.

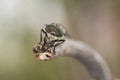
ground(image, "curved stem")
xmin=55 ymin=39 xmax=113 ymax=80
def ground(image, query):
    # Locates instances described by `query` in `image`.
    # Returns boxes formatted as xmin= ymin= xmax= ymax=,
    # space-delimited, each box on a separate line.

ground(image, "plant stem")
xmin=55 ymin=39 xmax=113 ymax=80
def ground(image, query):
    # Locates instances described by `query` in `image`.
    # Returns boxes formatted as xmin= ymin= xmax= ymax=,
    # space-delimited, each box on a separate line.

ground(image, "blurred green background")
xmin=0 ymin=0 xmax=120 ymax=80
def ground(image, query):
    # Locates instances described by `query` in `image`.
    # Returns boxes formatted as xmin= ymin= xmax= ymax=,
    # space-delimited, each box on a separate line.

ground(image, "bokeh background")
xmin=0 ymin=0 xmax=120 ymax=80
